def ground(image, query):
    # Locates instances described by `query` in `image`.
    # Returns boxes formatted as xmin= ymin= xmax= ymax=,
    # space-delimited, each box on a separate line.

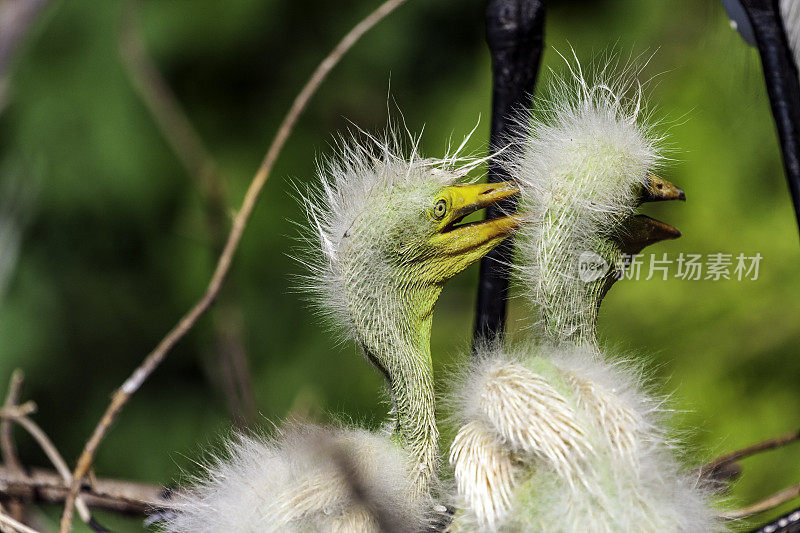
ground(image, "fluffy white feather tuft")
xmin=448 ymin=345 xmax=723 ymax=532
xmin=294 ymin=127 xmax=489 ymax=493
xmin=159 ymin=423 xmax=431 ymax=533
xmin=449 ymin=420 xmax=517 ymax=531
xmin=452 ymin=350 xmax=595 ymax=483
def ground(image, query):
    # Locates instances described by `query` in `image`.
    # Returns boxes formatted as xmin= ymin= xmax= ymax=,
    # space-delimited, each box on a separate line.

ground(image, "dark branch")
xmin=739 ymin=0 xmax=800 ymax=236
xmin=473 ymin=0 xmax=545 ymax=348
xmin=698 ymin=428 xmax=800 ymax=481
xmin=748 ymin=504 xmax=800 ymax=533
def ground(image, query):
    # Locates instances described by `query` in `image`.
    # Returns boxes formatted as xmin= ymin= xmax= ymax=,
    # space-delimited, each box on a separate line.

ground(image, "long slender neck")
xmin=352 ymin=281 xmax=441 ymax=494
xmin=538 ymin=212 xmax=623 ymax=348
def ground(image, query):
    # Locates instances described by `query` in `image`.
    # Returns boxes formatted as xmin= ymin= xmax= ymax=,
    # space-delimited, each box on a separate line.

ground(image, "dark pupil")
xmin=435 ymin=200 xmax=446 ymax=217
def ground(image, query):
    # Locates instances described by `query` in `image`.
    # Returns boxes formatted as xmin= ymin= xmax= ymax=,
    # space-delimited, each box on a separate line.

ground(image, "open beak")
xmin=618 ymin=174 xmax=685 ymax=253
xmin=616 ymin=215 xmax=681 ymax=256
xmin=431 ymin=182 xmax=523 ymax=255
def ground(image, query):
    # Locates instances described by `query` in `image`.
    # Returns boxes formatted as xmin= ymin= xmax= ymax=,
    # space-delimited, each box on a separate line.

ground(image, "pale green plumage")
xmin=507 ymin=57 xmax=662 ymax=346
xmin=302 ymin=138 xmax=459 ymax=492
xmin=301 ymin=131 xmax=519 ymax=494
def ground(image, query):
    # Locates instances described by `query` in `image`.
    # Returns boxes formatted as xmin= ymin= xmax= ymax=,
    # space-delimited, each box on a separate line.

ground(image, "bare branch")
xmin=702 ymin=430 xmax=800 ymax=520
xmin=0 ymin=403 xmax=93 ymax=526
xmin=0 ymin=403 xmax=36 ymax=419
xmin=58 ymin=1 xmax=411 ymax=530
xmin=699 ymin=429 xmax=800 ymax=481
xmin=1 ymin=370 xmax=27 ymax=524
xmin=719 ymin=482 xmax=800 ymax=520
xmin=0 ymin=465 xmax=171 ymax=516
xmin=0 ymin=509 xmax=38 ymax=533
xmin=1 ymin=370 xmax=25 ymax=471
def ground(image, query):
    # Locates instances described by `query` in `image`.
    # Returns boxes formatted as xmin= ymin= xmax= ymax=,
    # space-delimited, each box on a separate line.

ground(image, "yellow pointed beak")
xmin=429 ymin=182 xmax=523 ymax=256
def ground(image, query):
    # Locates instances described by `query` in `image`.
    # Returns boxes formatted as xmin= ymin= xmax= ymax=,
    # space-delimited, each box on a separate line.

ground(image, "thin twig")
xmin=699 ymin=429 xmax=800 ymax=480
xmin=118 ymin=0 xmax=256 ymax=423
xmin=58 ymin=1 xmax=410 ymax=530
xmin=0 ymin=404 xmax=93 ymax=526
xmin=0 ymin=403 xmax=35 ymax=419
xmin=0 ymin=465 xmax=171 ymax=515
xmin=1 ymin=370 xmax=27 ymax=524
xmin=719 ymin=482 xmax=800 ymax=520
xmin=1 ymin=370 xmax=25 ymax=470
xmin=0 ymin=510 xmax=38 ymax=533
xmin=212 ymin=302 xmax=256 ymax=424
xmin=0 ymin=501 xmax=12 ymax=533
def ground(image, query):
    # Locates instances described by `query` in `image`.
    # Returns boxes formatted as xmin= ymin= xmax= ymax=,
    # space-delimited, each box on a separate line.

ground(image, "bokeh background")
xmin=1 ymin=0 xmax=799 ymax=530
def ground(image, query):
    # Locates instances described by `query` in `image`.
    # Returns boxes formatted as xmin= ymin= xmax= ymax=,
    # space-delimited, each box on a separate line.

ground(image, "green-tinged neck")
xmin=353 ymin=282 xmax=442 ymax=494
xmin=538 ymin=213 xmax=624 ymax=348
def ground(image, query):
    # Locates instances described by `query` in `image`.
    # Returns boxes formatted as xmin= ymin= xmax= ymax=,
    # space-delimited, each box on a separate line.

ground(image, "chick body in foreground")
xmin=163 ymin=424 xmax=428 ymax=533
xmin=448 ymin=63 xmax=722 ymax=532
xmin=159 ymin=132 xmax=521 ymax=533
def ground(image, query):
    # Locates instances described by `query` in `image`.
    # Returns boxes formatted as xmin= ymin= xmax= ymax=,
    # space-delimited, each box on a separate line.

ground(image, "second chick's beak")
xmin=641 ymin=174 xmax=686 ymax=203
xmin=619 ymin=174 xmax=686 ymax=253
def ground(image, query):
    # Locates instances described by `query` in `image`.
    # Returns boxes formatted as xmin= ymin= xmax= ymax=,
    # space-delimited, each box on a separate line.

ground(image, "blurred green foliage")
xmin=1 ymin=0 xmax=799 ymax=530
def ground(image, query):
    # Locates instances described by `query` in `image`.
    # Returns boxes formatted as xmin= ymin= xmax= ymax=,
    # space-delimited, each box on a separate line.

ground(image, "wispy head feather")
xmin=296 ymin=126 xmax=483 ymax=342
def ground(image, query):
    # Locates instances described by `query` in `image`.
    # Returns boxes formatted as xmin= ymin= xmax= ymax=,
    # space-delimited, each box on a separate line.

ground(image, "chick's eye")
xmin=433 ymin=199 xmax=447 ymax=220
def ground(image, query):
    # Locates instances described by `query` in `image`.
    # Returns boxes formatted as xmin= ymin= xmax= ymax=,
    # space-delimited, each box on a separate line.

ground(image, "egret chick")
xmin=448 ymin=61 xmax=722 ymax=532
xmin=160 ymin=130 xmax=523 ymax=532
